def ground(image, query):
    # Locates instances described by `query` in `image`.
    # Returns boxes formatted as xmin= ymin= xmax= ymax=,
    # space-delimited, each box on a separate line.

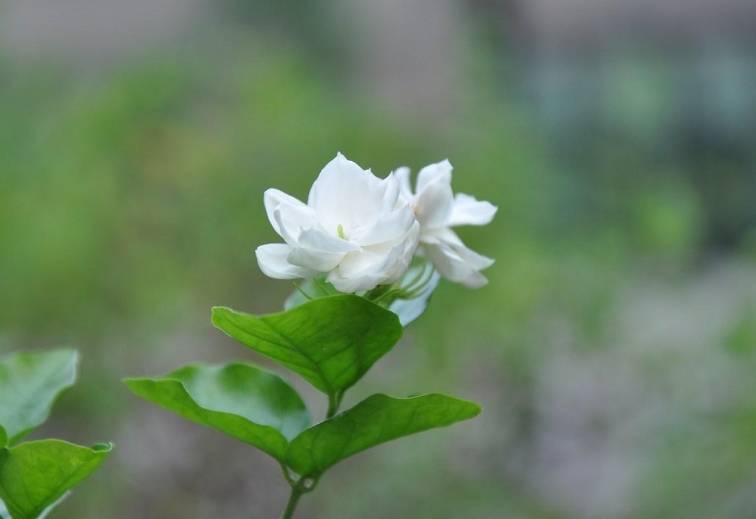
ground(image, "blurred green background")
xmin=2 ymin=1 xmax=756 ymax=518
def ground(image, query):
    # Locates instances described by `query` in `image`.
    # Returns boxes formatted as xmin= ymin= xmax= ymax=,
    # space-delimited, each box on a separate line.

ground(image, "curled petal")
xmin=414 ymin=173 xmax=454 ymax=229
xmin=448 ymin=193 xmax=498 ymax=227
xmin=263 ymin=189 xmax=313 ymax=237
xmin=416 ymin=159 xmax=452 ymax=193
xmin=272 ymin=206 xmax=314 ymax=247
xmin=393 ymin=167 xmax=413 ymax=203
xmin=256 ymin=244 xmax=319 ymax=280
xmin=421 ymin=228 xmax=493 ymax=288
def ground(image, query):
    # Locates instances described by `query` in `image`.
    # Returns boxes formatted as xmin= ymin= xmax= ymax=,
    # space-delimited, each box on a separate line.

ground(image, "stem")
xmin=279 ymin=486 xmax=303 ymax=519
xmin=326 ymin=390 xmax=343 ymax=419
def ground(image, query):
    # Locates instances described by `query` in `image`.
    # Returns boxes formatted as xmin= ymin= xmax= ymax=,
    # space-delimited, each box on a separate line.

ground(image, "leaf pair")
xmin=125 ymin=363 xmax=480 ymax=478
xmin=0 ymin=350 xmax=112 ymax=519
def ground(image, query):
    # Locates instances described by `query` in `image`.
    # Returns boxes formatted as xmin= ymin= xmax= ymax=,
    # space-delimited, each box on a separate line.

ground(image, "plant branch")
xmin=279 ymin=485 xmax=303 ymax=519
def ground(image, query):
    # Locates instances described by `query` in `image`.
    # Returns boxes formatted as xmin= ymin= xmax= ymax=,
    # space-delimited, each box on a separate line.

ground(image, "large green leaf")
xmin=285 ymin=393 xmax=482 ymax=477
xmin=0 ymin=350 xmax=78 ymax=445
xmin=0 ymin=440 xmax=112 ymax=519
xmin=124 ymin=363 xmax=310 ymax=461
xmin=212 ymin=295 xmax=403 ymax=396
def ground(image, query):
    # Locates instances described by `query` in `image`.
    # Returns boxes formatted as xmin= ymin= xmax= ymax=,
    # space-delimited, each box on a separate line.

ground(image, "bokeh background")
xmin=2 ymin=1 xmax=756 ymax=518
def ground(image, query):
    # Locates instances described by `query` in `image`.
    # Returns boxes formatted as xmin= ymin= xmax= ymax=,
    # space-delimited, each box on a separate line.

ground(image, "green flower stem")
xmin=326 ymin=390 xmax=344 ymax=419
xmin=280 ymin=486 xmax=303 ymax=519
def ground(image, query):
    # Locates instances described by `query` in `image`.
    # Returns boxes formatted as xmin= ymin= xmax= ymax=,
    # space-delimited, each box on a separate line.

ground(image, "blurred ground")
xmin=1 ymin=1 xmax=756 ymax=518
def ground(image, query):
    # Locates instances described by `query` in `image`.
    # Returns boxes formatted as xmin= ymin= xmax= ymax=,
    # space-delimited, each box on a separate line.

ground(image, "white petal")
xmin=421 ymin=228 xmax=493 ymax=288
xmin=307 ymin=153 xmax=374 ymax=231
xmin=375 ymin=173 xmax=401 ymax=215
xmin=298 ymin=228 xmax=359 ymax=254
xmin=256 ymin=244 xmax=318 ymax=279
xmin=448 ymin=193 xmax=498 ymax=227
xmin=426 ymin=228 xmax=494 ymax=270
xmin=351 ymin=205 xmax=416 ymax=247
xmin=414 ymin=173 xmax=454 ymax=229
xmin=273 ymin=208 xmax=307 ymax=247
xmin=416 ymin=159 xmax=452 ymax=193
xmin=328 ymin=222 xmax=419 ymax=292
xmin=393 ymin=167 xmax=414 ymax=203
xmin=263 ymin=189 xmax=312 ymax=236
xmin=287 ymin=246 xmax=345 ymax=273
xmin=460 ymin=271 xmax=489 ymax=289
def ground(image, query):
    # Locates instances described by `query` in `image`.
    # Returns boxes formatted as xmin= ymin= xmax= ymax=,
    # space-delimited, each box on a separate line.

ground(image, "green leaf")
xmin=0 ymin=428 xmax=6 ymax=449
xmin=285 ymin=393 xmax=482 ymax=478
xmin=0 ymin=440 xmax=112 ymax=519
xmin=0 ymin=350 xmax=78 ymax=445
xmin=212 ymin=295 xmax=403 ymax=396
xmin=124 ymin=363 xmax=310 ymax=461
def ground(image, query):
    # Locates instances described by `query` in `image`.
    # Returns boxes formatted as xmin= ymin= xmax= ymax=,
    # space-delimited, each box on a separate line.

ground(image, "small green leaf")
xmin=0 ymin=428 xmax=6 ymax=449
xmin=286 ymin=393 xmax=482 ymax=477
xmin=0 ymin=440 xmax=112 ymax=519
xmin=212 ymin=295 xmax=403 ymax=396
xmin=0 ymin=350 xmax=78 ymax=445
xmin=124 ymin=363 xmax=310 ymax=461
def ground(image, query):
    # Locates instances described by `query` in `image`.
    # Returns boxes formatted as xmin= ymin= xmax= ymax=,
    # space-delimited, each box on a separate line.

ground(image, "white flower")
xmin=394 ymin=160 xmax=497 ymax=288
xmin=256 ymin=153 xmax=420 ymax=293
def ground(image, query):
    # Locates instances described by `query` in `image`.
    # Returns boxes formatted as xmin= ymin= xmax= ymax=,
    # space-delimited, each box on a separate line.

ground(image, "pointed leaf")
xmin=0 ymin=350 xmax=78 ymax=445
xmin=212 ymin=295 xmax=403 ymax=396
xmin=124 ymin=363 xmax=310 ymax=461
xmin=285 ymin=393 xmax=481 ymax=477
xmin=0 ymin=440 xmax=112 ymax=519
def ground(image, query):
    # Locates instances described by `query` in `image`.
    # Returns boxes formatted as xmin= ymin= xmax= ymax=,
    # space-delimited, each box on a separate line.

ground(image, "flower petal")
xmin=351 ymin=205 xmax=416 ymax=247
xmin=298 ymin=228 xmax=360 ymax=254
xmin=256 ymin=244 xmax=319 ymax=279
xmin=416 ymin=159 xmax=452 ymax=193
xmin=393 ymin=167 xmax=414 ymax=203
xmin=263 ymin=189 xmax=313 ymax=237
xmin=448 ymin=193 xmax=498 ymax=227
xmin=420 ymin=228 xmax=493 ymax=288
xmin=328 ymin=222 xmax=419 ymax=292
xmin=307 ymin=153 xmax=375 ymax=232
xmin=287 ymin=246 xmax=345 ymax=273
xmin=414 ymin=173 xmax=454 ymax=229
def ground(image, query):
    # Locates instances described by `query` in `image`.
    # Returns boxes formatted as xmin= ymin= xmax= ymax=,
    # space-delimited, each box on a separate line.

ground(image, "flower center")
xmin=337 ymin=224 xmax=346 ymax=240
